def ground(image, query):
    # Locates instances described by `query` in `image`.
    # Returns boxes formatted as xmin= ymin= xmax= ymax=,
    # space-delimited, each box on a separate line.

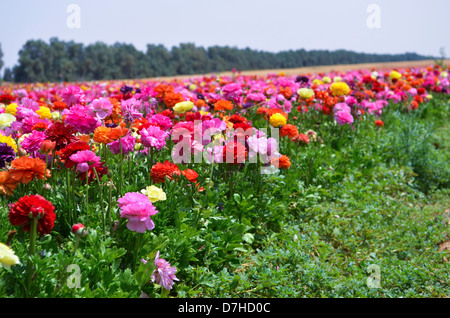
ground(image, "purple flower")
xmin=121 ymin=98 xmax=143 ymax=123
xmin=151 ymin=251 xmax=179 ymax=290
xmin=0 ymin=143 xmax=16 ymax=168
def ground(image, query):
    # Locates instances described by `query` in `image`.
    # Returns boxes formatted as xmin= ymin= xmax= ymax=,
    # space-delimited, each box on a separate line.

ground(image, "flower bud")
xmin=72 ymin=223 xmax=87 ymax=237
xmin=40 ymin=140 xmax=56 ymax=154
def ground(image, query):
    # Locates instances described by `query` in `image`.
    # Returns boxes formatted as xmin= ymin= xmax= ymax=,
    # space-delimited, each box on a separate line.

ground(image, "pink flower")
xmin=140 ymin=126 xmax=169 ymax=151
xmin=333 ymin=102 xmax=351 ymax=114
xmin=21 ymin=130 xmax=47 ymax=155
xmin=65 ymin=104 xmax=101 ymax=134
xmin=151 ymin=251 xmax=179 ymax=290
xmin=148 ymin=114 xmax=173 ymax=131
xmin=108 ymin=134 xmax=136 ymax=155
xmin=334 ymin=110 xmax=354 ymax=125
xmin=117 ymin=192 xmax=159 ymax=233
xmin=121 ymin=98 xmax=143 ymax=123
xmin=61 ymin=85 xmax=86 ymax=107
xmin=88 ymin=97 xmax=113 ymax=120
xmin=69 ymin=150 xmax=101 ymax=173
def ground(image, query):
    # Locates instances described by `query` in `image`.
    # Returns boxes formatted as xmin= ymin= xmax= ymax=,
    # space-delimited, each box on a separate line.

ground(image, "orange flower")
xmin=107 ymin=125 xmax=129 ymax=141
xmin=0 ymin=171 xmax=19 ymax=196
xmin=9 ymin=156 xmax=49 ymax=184
xmin=78 ymin=134 xmax=90 ymax=144
xmin=280 ymin=124 xmax=299 ymax=139
xmin=195 ymin=99 xmax=206 ymax=108
xmin=181 ymin=169 xmax=198 ymax=183
xmin=31 ymin=122 xmax=49 ymax=132
xmin=105 ymin=98 xmax=121 ymax=123
xmin=279 ymin=86 xmax=292 ymax=99
xmin=53 ymin=101 xmax=67 ymax=111
xmin=214 ymin=100 xmax=233 ymax=111
xmin=93 ymin=126 xmax=113 ymax=144
xmin=271 ymin=155 xmax=291 ymax=170
xmin=154 ymin=84 xmax=175 ymax=99
xmin=163 ymin=92 xmax=184 ymax=108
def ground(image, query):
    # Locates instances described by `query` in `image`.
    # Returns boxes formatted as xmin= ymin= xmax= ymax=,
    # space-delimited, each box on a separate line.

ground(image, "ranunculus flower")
xmin=269 ymin=113 xmax=287 ymax=127
xmin=8 ymin=194 xmax=56 ymax=236
xmin=297 ymin=88 xmax=315 ymax=99
xmin=173 ymin=101 xmax=194 ymax=114
xmin=0 ymin=242 xmax=20 ymax=269
xmin=151 ymin=251 xmax=179 ymax=290
xmin=0 ymin=113 xmax=16 ymax=129
xmin=117 ymin=192 xmax=159 ymax=233
xmin=330 ymin=82 xmax=351 ymax=96
xmin=141 ymin=185 xmax=166 ymax=203
xmin=65 ymin=104 xmax=102 ymax=134
xmin=335 ymin=110 xmax=354 ymax=125
xmin=140 ymin=126 xmax=169 ymax=151
xmin=88 ymin=97 xmax=113 ymax=120
xmin=108 ymin=134 xmax=136 ymax=155
xmin=69 ymin=150 xmax=101 ymax=173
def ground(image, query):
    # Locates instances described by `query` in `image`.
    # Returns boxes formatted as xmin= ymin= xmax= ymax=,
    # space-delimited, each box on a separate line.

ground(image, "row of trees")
xmin=2 ymin=38 xmax=432 ymax=83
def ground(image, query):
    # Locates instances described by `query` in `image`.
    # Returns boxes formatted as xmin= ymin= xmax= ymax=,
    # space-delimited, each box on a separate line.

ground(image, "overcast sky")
xmin=1 ymin=0 xmax=449 ymax=71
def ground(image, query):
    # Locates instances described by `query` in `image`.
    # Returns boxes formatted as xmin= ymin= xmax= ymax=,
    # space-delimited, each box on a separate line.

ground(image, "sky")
xmin=1 ymin=0 xmax=449 ymax=72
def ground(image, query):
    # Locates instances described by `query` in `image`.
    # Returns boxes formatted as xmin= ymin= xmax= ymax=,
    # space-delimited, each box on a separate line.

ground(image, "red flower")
xmin=76 ymin=162 xmax=109 ymax=185
xmin=223 ymin=141 xmax=247 ymax=164
xmin=181 ymin=169 xmax=198 ymax=183
xmin=45 ymin=122 xmax=79 ymax=151
xmin=59 ymin=141 xmax=91 ymax=169
xmin=151 ymin=161 xmax=180 ymax=184
xmin=375 ymin=120 xmax=384 ymax=127
xmin=0 ymin=94 xmax=15 ymax=104
xmin=8 ymin=195 xmax=56 ymax=236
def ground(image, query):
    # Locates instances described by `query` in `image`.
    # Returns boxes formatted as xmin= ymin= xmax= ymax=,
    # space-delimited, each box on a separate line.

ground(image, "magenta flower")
xmin=69 ymin=150 xmax=101 ymax=173
xmin=21 ymin=130 xmax=47 ymax=155
xmin=151 ymin=251 xmax=179 ymax=290
xmin=333 ymin=102 xmax=351 ymax=114
xmin=334 ymin=110 xmax=354 ymax=125
xmin=108 ymin=134 xmax=136 ymax=155
xmin=140 ymin=126 xmax=169 ymax=151
xmin=88 ymin=97 xmax=113 ymax=120
xmin=121 ymin=98 xmax=143 ymax=123
xmin=61 ymin=85 xmax=86 ymax=107
xmin=148 ymin=114 xmax=173 ymax=131
xmin=117 ymin=192 xmax=159 ymax=233
xmin=65 ymin=104 xmax=101 ymax=134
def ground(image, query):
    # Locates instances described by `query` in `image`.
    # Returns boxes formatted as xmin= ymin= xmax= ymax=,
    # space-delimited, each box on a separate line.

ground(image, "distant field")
xmin=145 ymin=59 xmax=450 ymax=81
xmin=1 ymin=59 xmax=449 ymax=87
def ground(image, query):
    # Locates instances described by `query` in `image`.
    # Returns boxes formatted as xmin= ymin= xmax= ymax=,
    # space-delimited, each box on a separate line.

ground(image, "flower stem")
xmin=25 ymin=217 xmax=38 ymax=296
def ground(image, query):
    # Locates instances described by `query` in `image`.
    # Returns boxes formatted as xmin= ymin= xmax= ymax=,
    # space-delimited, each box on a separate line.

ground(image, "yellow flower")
xmin=333 ymin=76 xmax=342 ymax=82
xmin=322 ymin=76 xmax=331 ymax=83
xmin=297 ymin=88 xmax=315 ymax=99
xmin=330 ymin=82 xmax=351 ymax=96
xmin=390 ymin=70 xmax=402 ymax=80
xmin=0 ymin=134 xmax=18 ymax=153
xmin=36 ymin=106 xmax=52 ymax=119
xmin=141 ymin=185 xmax=167 ymax=203
xmin=441 ymin=71 xmax=448 ymax=78
xmin=0 ymin=113 xmax=16 ymax=129
xmin=312 ymin=79 xmax=324 ymax=85
xmin=269 ymin=113 xmax=287 ymax=127
xmin=5 ymin=103 xmax=18 ymax=116
xmin=173 ymin=101 xmax=194 ymax=114
xmin=0 ymin=242 xmax=20 ymax=269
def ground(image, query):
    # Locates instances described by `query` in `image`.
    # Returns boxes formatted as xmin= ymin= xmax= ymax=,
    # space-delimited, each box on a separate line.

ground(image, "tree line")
xmin=0 ymin=38 xmax=432 ymax=83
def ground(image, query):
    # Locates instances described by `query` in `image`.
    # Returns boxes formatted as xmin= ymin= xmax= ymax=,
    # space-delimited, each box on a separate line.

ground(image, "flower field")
xmin=0 ymin=63 xmax=449 ymax=298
